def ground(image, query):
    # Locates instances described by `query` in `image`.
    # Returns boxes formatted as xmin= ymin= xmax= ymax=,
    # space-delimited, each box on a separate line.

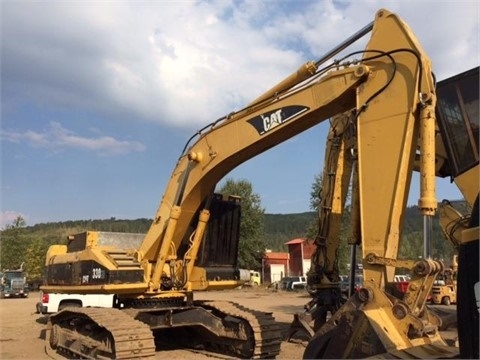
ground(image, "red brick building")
xmin=262 ymin=251 xmax=289 ymax=283
xmin=261 ymin=239 xmax=317 ymax=283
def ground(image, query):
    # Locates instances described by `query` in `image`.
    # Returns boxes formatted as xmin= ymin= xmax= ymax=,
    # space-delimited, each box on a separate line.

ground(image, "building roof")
xmin=285 ymin=238 xmax=305 ymax=245
xmin=264 ymin=252 xmax=289 ymax=260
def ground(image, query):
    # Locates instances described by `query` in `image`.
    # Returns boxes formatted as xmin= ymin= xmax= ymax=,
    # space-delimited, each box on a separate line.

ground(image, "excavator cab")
xmin=436 ymin=66 xmax=479 ymax=181
xmin=435 ymin=66 xmax=479 ymax=359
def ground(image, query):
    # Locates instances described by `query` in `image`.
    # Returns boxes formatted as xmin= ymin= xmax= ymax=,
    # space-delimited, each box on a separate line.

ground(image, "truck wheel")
xmin=49 ymin=324 xmax=60 ymax=349
xmin=58 ymin=301 xmax=81 ymax=311
xmin=442 ymin=297 xmax=451 ymax=306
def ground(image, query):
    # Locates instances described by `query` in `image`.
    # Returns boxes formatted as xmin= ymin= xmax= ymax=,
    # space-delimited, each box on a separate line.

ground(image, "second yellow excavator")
xmin=299 ymin=61 xmax=478 ymax=360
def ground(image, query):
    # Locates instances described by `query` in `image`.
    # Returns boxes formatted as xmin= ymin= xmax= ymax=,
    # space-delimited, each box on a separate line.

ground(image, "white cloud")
xmin=1 ymin=1 xmax=478 ymax=129
xmin=1 ymin=122 xmax=145 ymax=156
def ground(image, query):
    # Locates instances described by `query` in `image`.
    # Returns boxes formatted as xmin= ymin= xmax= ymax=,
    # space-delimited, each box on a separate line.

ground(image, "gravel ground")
xmin=0 ymin=288 xmax=458 ymax=359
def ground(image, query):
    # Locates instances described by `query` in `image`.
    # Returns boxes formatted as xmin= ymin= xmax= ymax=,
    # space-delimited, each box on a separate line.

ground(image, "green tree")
xmin=0 ymin=216 xmax=29 ymax=270
xmin=24 ymin=236 xmax=48 ymax=281
xmin=4 ymin=215 xmax=26 ymax=230
xmin=309 ymin=173 xmax=323 ymax=214
xmin=218 ymin=178 xmax=266 ymax=270
xmin=263 ymin=212 xmax=315 ymax=250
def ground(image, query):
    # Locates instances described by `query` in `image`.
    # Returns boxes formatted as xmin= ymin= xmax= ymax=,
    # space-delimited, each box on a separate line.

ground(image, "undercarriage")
xmin=45 ymin=298 xmax=282 ymax=359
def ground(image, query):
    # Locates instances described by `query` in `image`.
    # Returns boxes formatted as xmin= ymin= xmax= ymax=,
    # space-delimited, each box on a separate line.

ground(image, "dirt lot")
xmin=0 ymin=288 xmax=458 ymax=359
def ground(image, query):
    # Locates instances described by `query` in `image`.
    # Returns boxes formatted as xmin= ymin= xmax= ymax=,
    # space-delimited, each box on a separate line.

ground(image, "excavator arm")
xmin=43 ymin=9 xmax=436 ymax=298
xmin=140 ymin=65 xmax=366 ymax=290
xmin=137 ymin=9 xmax=437 ymax=296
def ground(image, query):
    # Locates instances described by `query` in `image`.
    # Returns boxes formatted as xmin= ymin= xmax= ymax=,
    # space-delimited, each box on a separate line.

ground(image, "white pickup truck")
xmin=280 ymin=276 xmax=307 ymax=291
xmin=36 ymin=291 xmax=115 ymax=314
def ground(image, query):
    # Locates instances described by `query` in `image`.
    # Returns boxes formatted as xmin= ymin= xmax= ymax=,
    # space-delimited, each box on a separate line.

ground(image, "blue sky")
xmin=1 ymin=1 xmax=478 ymax=227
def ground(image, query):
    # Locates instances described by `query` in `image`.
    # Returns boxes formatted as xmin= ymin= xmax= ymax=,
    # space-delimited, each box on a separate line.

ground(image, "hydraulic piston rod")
xmin=418 ymin=101 xmax=437 ymax=259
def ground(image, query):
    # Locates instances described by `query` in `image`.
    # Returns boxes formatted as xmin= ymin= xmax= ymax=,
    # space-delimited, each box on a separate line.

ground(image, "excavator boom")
xmin=137 ymin=9 xmax=436 ymax=296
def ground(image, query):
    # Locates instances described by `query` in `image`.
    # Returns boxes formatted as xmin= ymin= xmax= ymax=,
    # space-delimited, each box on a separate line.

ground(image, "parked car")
xmin=279 ymin=276 xmax=294 ymax=290
xmin=290 ymin=276 xmax=307 ymax=291
xmin=279 ymin=276 xmax=307 ymax=291
xmin=394 ymin=274 xmax=410 ymax=282
xmin=340 ymin=274 xmax=363 ymax=295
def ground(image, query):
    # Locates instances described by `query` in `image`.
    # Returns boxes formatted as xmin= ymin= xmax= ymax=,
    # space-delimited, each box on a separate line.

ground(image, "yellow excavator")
xmin=41 ymin=8 xmax=479 ymax=359
xmin=298 ymin=64 xmax=478 ymax=359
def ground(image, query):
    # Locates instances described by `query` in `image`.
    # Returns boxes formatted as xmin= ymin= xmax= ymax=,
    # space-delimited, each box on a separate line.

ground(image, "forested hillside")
xmin=263 ymin=204 xmax=458 ymax=259
xmin=263 ymin=212 xmax=315 ymax=250
xmin=1 ymin=202 xmax=463 ymax=284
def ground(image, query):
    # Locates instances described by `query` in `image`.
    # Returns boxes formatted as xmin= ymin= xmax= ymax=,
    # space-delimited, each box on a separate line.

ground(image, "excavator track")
xmin=198 ymin=300 xmax=283 ymax=358
xmin=45 ymin=300 xmax=282 ymax=359
xmin=370 ymin=343 xmax=459 ymax=359
xmin=45 ymin=307 xmax=156 ymax=359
